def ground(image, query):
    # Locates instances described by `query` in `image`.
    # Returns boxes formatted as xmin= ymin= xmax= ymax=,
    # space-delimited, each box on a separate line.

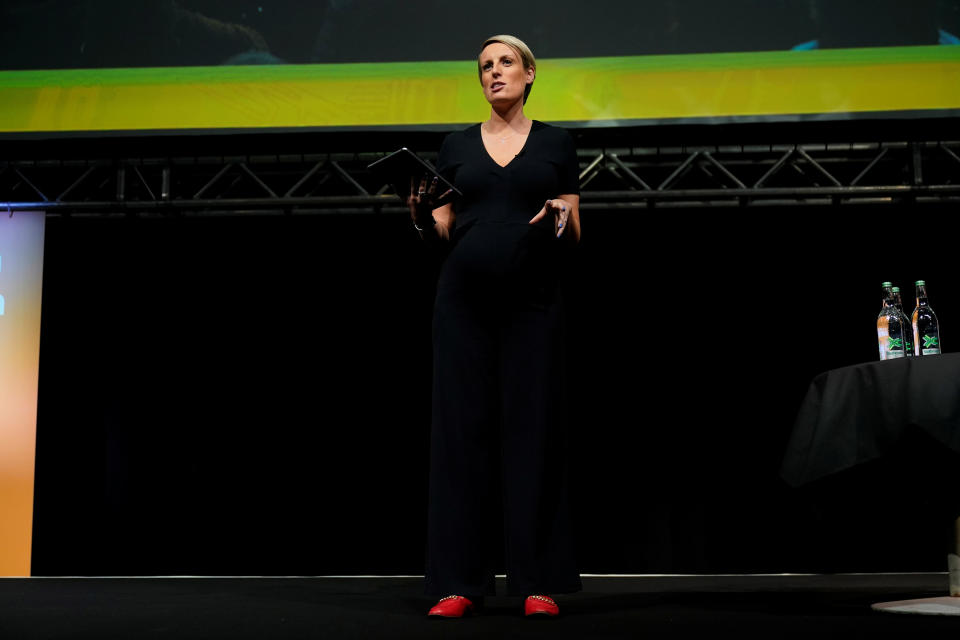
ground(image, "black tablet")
xmin=367 ymin=147 xmax=461 ymax=206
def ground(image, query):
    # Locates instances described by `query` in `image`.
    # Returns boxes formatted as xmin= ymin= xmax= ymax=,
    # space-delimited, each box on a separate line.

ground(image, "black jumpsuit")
xmin=425 ymin=120 xmax=582 ymax=598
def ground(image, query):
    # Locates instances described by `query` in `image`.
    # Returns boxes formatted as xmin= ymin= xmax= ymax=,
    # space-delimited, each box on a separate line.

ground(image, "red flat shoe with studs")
xmin=428 ymin=595 xmax=475 ymax=617
xmin=525 ymin=594 xmax=559 ymax=617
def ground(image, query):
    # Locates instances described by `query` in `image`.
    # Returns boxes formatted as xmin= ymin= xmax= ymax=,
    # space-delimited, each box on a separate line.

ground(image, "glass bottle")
xmin=890 ymin=286 xmax=913 ymax=357
xmin=912 ymin=280 xmax=941 ymax=356
xmin=877 ymin=283 xmax=907 ymax=360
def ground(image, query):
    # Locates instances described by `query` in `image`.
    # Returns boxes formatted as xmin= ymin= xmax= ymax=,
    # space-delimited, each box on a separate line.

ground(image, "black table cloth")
xmin=781 ymin=353 xmax=960 ymax=487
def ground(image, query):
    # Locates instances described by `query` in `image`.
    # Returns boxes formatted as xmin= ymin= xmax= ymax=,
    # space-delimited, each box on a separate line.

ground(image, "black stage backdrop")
xmin=32 ymin=200 xmax=959 ymax=576
xmin=3 ymin=0 xmax=958 ymax=70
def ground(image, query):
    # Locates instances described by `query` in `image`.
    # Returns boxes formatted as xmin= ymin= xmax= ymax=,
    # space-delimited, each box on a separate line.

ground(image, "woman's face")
xmin=479 ymin=42 xmax=534 ymax=106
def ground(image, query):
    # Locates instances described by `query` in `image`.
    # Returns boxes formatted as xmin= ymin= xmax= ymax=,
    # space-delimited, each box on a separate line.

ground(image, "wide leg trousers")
xmin=424 ymin=227 xmax=581 ymax=597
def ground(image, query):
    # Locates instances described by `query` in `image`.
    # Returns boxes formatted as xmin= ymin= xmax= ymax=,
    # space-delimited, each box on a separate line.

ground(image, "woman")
xmin=408 ymin=34 xmax=582 ymax=618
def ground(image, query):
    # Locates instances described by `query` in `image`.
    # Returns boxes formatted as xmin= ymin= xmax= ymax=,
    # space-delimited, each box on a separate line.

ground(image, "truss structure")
xmin=3 ymin=138 xmax=959 ymax=215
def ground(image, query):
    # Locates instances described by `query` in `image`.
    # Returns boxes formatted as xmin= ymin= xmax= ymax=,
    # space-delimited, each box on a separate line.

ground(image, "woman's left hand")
xmin=529 ymin=198 xmax=573 ymax=238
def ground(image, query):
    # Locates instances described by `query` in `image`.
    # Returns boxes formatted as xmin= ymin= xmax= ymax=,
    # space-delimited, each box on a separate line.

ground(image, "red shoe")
xmin=525 ymin=594 xmax=559 ymax=617
xmin=428 ymin=595 xmax=475 ymax=617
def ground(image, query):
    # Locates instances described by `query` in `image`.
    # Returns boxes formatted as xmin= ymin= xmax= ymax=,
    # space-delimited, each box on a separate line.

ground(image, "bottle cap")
xmin=915 ymin=280 xmax=926 ymax=286
xmin=881 ymin=281 xmax=893 ymax=287
xmin=891 ymin=286 xmax=900 ymax=292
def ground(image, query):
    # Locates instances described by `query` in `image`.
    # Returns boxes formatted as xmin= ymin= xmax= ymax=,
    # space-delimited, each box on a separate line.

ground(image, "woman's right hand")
xmin=407 ymin=174 xmax=451 ymax=227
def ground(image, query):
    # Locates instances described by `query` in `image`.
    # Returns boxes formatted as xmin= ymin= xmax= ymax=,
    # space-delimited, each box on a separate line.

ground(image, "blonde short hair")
xmin=478 ymin=35 xmax=536 ymax=104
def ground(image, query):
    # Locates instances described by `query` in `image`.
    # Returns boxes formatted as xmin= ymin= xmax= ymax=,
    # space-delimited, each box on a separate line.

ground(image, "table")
xmin=781 ymin=353 xmax=960 ymax=487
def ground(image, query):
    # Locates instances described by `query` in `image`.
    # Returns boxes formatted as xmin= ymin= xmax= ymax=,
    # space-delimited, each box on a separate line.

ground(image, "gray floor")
xmin=0 ymin=574 xmax=955 ymax=639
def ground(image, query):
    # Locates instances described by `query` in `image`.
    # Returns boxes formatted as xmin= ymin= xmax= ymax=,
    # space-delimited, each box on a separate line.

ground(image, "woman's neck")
xmin=486 ymin=100 xmax=528 ymax=133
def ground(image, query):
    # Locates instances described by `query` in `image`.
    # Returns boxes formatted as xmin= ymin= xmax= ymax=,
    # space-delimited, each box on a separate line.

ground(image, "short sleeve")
xmin=558 ymin=129 xmax=580 ymax=196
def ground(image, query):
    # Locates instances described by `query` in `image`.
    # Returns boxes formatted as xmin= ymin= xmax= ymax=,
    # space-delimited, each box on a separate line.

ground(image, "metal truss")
xmin=577 ymin=141 xmax=960 ymax=209
xmin=2 ymin=140 xmax=960 ymax=215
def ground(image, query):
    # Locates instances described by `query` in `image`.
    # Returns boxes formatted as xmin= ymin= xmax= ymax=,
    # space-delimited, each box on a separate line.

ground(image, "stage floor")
xmin=0 ymin=574 xmax=955 ymax=639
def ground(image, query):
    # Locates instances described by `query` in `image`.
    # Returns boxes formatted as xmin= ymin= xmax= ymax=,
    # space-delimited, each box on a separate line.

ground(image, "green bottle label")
xmin=921 ymin=334 xmax=940 ymax=355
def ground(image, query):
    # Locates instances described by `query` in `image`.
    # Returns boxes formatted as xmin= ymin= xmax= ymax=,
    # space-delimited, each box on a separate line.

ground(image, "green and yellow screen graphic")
xmin=1 ymin=46 xmax=958 ymax=135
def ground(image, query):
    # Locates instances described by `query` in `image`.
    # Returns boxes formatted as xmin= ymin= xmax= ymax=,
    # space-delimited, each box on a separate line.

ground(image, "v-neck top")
xmin=436 ymin=120 xmax=579 ymax=234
